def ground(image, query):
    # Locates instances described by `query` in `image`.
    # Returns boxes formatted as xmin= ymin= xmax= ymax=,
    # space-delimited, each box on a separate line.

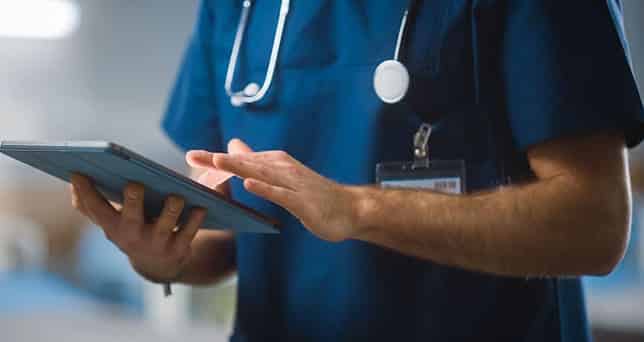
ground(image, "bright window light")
xmin=0 ymin=0 xmax=80 ymax=40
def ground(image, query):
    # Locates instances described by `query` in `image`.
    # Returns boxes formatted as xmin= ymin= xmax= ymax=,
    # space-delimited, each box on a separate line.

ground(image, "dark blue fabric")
xmin=499 ymin=0 xmax=644 ymax=151
xmin=163 ymin=0 xmax=222 ymax=151
xmin=162 ymin=1 xmax=644 ymax=341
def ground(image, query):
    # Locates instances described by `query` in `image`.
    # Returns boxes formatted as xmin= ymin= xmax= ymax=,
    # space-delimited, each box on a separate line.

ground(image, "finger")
xmin=70 ymin=184 xmax=88 ymax=215
xmin=154 ymin=195 xmax=185 ymax=240
xmin=110 ymin=201 xmax=123 ymax=211
xmin=173 ymin=208 xmax=206 ymax=251
xmin=227 ymin=138 xmax=253 ymax=154
xmin=197 ymin=170 xmax=234 ymax=189
xmin=212 ymin=154 xmax=295 ymax=190
xmin=71 ymin=174 xmax=119 ymax=230
xmin=185 ymin=139 xmax=253 ymax=169
xmin=186 ymin=149 xmax=254 ymax=170
xmin=186 ymin=151 xmax=236 ymax=186
xmin=243 ymin=178 xmax=302 ymax=214
xmin=218 ymin=150 xmax=293 ymax=164
xmin=186 ymin=150 xmax=217 ymax=169
xmin=120 ymin=183 xmax=145 ymax=227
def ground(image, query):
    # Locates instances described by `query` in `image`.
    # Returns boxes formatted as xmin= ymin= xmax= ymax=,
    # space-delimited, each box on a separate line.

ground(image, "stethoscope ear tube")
xmin=225 ymin=0 xmax=290 ymax=107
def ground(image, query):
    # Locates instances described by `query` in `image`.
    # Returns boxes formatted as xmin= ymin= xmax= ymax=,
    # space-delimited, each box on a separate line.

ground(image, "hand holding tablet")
xmin=0 ymin=140 xmax=279 ymax=234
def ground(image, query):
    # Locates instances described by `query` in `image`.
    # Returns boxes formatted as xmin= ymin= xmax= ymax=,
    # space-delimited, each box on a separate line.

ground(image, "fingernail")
xmin=212 ymin=153 xmax=230 ymax=164
xmin=187 ymin=150 xmax=207 ymax=159
xmin=169 ymin=197 xmax=182 ymax=212
xmin=127 ymin=188 xmax=138 ymax=200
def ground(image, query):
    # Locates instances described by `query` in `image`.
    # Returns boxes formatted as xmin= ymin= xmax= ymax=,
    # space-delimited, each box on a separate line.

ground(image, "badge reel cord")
xmin=373 ymin=3 xmax=434 ymax=166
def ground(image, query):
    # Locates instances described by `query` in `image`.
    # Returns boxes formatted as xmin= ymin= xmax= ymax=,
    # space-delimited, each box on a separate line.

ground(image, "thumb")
xmin=227 ymin=138 xmax=253 ymax=154
xmin=186 ymin=150 xmax=217 ymax=169
xmin=185 ymin=138 xmax=252 ymax=169
xmin=198 ymin=168 xmax=233 ymax=189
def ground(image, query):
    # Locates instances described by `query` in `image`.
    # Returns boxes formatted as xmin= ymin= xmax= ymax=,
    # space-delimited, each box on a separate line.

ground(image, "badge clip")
xmin=413 ymin=123 xmax=432 ymax=169
xmin=375 ymin=122 xmax=466 ymax=194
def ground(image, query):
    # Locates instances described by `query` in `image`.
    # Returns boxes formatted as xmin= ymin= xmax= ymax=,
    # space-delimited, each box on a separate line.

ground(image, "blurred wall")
xmin=0 ymin=0 xmax=199 ymax=270
xmin=624 ymin=0 xmax=644 ymax=158
xmin=0 ymin=0 xmax=199 ymax=189
xmin=624 ymin=0 xmax=644 ymax=88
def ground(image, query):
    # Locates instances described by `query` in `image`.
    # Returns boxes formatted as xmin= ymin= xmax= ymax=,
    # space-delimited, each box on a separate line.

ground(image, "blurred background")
xmin=0 ymin=1 xmax=642 ymax=341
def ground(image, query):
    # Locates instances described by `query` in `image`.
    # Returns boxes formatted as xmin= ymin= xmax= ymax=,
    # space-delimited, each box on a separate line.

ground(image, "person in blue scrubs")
xmin=70 ymin=1 xmax=644 ymax=341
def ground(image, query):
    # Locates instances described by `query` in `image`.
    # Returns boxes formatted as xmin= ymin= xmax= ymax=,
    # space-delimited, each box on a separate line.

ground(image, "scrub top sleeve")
xmin=162 ymin=0 xmax=223 ymax=152
xmin=501 ymin=0 xmax=644 ymax=151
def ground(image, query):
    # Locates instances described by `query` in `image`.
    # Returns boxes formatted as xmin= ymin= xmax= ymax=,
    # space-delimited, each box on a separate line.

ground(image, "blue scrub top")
xmin=163 ymin=1 xmax=644 ymax=341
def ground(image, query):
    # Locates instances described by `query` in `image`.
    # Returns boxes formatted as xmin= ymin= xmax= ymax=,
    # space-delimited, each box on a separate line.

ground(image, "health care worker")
xmin=70 ymin=1 xmax=644 ymax=341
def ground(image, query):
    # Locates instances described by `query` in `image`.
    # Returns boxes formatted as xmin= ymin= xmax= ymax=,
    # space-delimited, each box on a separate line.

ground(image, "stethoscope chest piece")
xmin=373 ymin=60 xmax=410 ymax=104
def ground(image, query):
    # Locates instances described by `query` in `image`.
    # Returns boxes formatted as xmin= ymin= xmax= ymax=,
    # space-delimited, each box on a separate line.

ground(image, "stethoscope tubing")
xmin=225 ymin=0 xmax=290 ymax=106
xmin=225 ymin=0 xmax=411 ymax=106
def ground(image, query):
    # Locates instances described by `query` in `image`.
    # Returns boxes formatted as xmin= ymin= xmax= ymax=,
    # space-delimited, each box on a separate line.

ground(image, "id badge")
xmin=375 ymin=123 xmax=466 ymax=194
xmin=376 ymin=160 xmax=466 ymax=194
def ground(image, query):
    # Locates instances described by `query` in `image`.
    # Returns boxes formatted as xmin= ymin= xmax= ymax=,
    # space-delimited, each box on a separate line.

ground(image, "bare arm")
xmin=173 ymin=225 xmax=235 ymax=285
xmin=352 ymin=132 xmax=631 ymax=276
xmin=205 ymin=133 xmax=631 ymax=277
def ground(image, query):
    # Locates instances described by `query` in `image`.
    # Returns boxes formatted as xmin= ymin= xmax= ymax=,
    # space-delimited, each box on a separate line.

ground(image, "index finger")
xmin=212 ymin=154 xmax=295 ymax=190
xmin=186 ymin=150 xmax=216 ymax=169
xmin=186 ymin=138 xmax=254 ymax=169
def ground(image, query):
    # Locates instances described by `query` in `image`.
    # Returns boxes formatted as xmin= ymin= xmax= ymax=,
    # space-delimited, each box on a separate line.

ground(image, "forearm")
xmin=351 ymin=172 xmax=628 ymax=277
xmin=205 ymin=133 xmax=630 ymax=278
xmin=174 ymin=230 xmax=236 ymax=285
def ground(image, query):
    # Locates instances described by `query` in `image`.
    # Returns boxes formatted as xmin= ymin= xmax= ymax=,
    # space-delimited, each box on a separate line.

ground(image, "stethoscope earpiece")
xmin=230 ymin=95 xmax=244 ymax=107
xmin=243 ymin=83 xmax=260 ymax=97
xmin=230 ymin=83 xmax=261 ymax=107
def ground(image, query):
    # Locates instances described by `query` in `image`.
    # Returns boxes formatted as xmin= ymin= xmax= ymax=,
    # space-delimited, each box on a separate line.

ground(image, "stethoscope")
xmin=225 ymin=0 xmax=412 ymax=107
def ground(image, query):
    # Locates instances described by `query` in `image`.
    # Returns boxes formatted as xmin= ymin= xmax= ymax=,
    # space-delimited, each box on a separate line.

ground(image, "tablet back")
xmin=0 ymin=141 xmax=279 ymax=233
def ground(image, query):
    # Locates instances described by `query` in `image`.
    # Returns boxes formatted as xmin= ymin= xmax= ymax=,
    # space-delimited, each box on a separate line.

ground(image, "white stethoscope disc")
xmin=373 ymin=59 xmax=410 ymax=104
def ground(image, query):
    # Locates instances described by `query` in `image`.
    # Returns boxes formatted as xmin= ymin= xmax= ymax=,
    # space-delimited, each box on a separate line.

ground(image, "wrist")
xmin=130 ymin=258 xmax=187 ymax=285
xmin=346 ymin=186 xmax=377 ymax=240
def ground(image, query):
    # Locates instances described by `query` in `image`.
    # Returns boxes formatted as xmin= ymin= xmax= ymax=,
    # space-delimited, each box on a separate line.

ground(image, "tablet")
xmin=0 ymin=141 xmax=279 ymax=233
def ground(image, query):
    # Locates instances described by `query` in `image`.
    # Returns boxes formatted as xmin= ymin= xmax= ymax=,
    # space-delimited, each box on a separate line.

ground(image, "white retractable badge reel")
xmin=373 ymin=8 xmax=466 ymax=194
xmin=373 ymin=8 xmax=411 ymax=104
xmin=374 ymin=60 xmax=410 ymax=104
